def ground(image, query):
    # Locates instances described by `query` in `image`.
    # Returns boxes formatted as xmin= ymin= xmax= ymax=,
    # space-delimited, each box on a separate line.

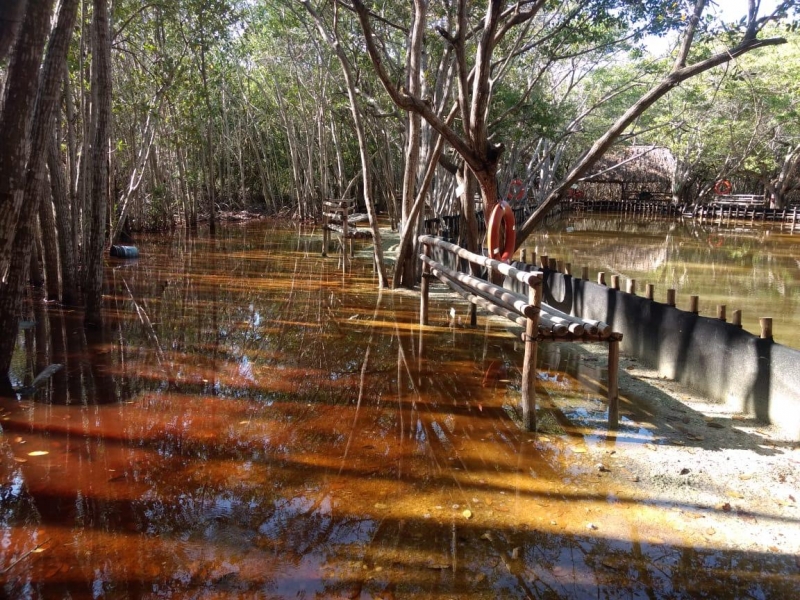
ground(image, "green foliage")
xmin=64 ymin=0 xmax=798 ymax=228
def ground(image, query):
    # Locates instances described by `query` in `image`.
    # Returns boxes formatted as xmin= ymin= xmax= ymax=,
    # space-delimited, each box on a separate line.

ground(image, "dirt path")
xmin=552 ymin=341 xmax=800 ymax=560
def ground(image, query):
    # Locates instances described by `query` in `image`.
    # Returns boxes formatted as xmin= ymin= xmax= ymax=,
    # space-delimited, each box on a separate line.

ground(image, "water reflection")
xmin=525 ymin=215 xmax=800 ymax=348
xmin=2 ymin=222 xmax=798 ymax=598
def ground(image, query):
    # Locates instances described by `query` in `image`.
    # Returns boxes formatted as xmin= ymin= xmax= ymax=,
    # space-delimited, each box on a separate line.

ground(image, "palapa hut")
xmin=578 ymin=145 xmax=676 ymax=202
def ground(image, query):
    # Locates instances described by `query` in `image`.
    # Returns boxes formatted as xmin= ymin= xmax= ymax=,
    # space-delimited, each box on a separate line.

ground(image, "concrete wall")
xmin=539 ymin=270 xmax=800 ymax=440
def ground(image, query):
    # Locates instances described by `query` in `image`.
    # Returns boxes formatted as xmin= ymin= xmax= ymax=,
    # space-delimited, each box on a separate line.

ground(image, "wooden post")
xmin=581 ymin=266 xmax=589 ymax=280
xmin=540 ymin=255 xmax=548 ymax=269
xmin=626 ymin=279 xmax=636 ymax=295
xmin=530 ymin=251 xmax=536 ymax=266
xmin=565 ymin=262 xmax=572 ymax=276
xmin=549 ymin=257 xmax=557 ymax=271
xmin=608 ymin=338 xmax=619 ymax=429
xmin=717 ymin=305 xmax=726 ymax=322
xmin=470 ymin=303 xmax=477 ymax=327
xmin=760 ymin=317 xmax=773 ymax=339
xmin=520 ymin=248 xmax=527 ymax=263
xmin=322 ymin=211 xmax=329 ymax=257
xmin=666 ymin=288 xmax=676 ymax=307
xmin=646 ymin=283 xmax=654 ymax=300
xmin=689 ymin=295 xmax=699 ymax=314
xmin=521 ymin=276 xmax=542 ymax=431
xmin=732 ymin=309 xmax=742 ymax=327
xmin=556 ymin=259 xmax=564 ymax=273
xmin=597 ymin=272 xmax=606 ymax=286
xmin=611 ymin=274 xmax=620 ymax=290
xmin=420 ymin=242 xmax=430 ymax=326
xmin=342 ymin=201 xmax=350 ymax=272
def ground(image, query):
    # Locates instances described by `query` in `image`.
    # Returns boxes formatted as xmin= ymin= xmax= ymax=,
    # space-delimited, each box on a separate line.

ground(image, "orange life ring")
xmin=714 ymin=180 xmax=732 ymax=195
xmin=507 ymin=179 xmax=525 ymax=201
xmin=708 ymin=234 xmax=724 ymax=248
xmin=486 ymin=200 xmax=516 ymax=262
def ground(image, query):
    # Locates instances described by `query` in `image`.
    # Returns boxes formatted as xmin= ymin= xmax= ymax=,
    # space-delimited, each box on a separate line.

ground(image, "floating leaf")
xmin=27 ymin=451 xmax=49 ymax=457
xmin=572 ymin=446 xmax=587 ymax=453
xmin=462 ymin=509 xmax=473 ymax=519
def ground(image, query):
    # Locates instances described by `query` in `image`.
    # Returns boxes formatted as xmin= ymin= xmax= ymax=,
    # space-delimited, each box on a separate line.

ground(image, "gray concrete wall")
xmin=540 ymin=270 xmax=800 ymax=439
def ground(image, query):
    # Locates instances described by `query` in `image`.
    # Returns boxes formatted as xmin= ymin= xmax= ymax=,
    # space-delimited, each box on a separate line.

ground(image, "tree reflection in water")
xmin=1 ymin=221 xmax=798 ymax=598
xmin=525 ymin=214 xmax=800 ymax=349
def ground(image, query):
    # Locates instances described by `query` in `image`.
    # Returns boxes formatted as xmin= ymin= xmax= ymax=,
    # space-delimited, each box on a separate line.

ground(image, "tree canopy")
xmin=0 ymin=1 xmax=798 ymax=317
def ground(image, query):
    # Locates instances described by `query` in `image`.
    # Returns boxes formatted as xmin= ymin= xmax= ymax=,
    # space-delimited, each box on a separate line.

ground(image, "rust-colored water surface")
xmin=2 ymin=222 xmax=798 ymax=598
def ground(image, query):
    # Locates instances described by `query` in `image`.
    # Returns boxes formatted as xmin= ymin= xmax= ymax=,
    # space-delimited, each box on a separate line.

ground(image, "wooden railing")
xmin=321 ymin=198 xmax=356 ymax=271
xmin=418 ymin=235 xmax=622 ymax=431
xmin=713 ymin=194 xmax=765 ymax=206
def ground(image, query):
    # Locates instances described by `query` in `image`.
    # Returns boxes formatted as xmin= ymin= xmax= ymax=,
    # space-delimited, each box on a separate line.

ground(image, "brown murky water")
xmin=2 ymin=221 xmax=798 ymax=598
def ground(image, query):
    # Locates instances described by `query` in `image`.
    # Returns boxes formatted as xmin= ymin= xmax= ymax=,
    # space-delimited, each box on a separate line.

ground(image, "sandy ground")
xmin=533 ymin=339 xmax=800 ymax=559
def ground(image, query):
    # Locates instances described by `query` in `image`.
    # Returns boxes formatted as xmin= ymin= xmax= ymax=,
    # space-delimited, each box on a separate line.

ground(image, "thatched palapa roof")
xmin=580 ymin=145 xmax=676 ymax=188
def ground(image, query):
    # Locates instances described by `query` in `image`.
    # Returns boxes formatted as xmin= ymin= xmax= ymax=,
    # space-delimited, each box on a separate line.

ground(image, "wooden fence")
xmin=418 ymin=234 xmax=622 ymax=431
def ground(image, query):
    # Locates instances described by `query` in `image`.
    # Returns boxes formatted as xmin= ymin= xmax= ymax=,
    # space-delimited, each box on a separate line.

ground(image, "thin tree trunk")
xmin=301 ymin=0 xmax=388 ymax=287
xmin=84 ymin=0 xmax=112 ymax=327
xmin=47 ymin=129 xmax=79 ymax=305
xmin=200 ymin=42 xmax=217 ymax=235
xmin=39 ymin=188 xmax=61 ymax=301
xmin=0 ymin=0 xmax=78 ymax=392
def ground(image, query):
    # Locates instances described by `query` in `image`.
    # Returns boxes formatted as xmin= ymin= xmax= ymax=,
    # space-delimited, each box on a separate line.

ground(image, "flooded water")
xmin=2 ymin=221 xmax=799 ymax=598
xmin=524 ymin=214 xmax=800 ymax=349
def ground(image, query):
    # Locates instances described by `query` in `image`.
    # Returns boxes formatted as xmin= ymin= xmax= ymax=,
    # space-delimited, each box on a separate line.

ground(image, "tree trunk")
xmin=84 ymin=0 xmax=112 ymax=328
xmin=0 ymin=0 xmax=78 ymax=392
xmin=301 ymin=0 xmax=388 ymax=287
xmin=39 ymin=188 xmax=61 ymax=301
xmin=397 ymin=0 xmax=426 ymax=288
xmin=0 ymin=0 xmax=55 ymax=281
xmin=47 ymin=129 xmax=79 ymax=305
xmin=0 ymin=0 xmax=28 ymax=63
xmin=200 ymin=42 xmax=217 ymax=235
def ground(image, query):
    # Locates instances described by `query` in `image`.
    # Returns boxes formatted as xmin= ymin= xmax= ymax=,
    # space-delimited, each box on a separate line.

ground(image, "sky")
xmin=645 ymin=0 xmax=787 ymax=56
xmin=713 ymin=0 xmax=783 ymax=22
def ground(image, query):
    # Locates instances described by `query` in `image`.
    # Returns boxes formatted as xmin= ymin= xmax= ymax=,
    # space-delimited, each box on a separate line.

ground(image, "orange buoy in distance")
xmin=714 ymin=179 xmax=732 ymax=195
xmin=507 ymin=179 xmax=526 ymax=202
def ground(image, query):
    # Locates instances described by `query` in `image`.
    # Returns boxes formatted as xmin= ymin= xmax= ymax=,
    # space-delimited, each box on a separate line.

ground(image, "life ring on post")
xmin=507 ymin=179 xmax=526 ymax=202
xmin=486 ymin=200 xmax=516 ymax=262
xmin=714 ymin=179 xmax=732 ymax=195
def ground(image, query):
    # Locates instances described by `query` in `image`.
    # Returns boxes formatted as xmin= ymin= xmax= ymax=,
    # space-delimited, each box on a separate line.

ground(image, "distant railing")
xmin=713 ymin=194 xmax=765 ymax=206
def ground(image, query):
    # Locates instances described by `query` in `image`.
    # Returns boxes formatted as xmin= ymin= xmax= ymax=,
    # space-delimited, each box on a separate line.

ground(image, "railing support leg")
xmin=608 ymin=338 xmax=620 ymax=429
xmin=521 ymin=277 xmax=542 ymax=431
xmin=420 ymin=242 xmax=431 ymax=326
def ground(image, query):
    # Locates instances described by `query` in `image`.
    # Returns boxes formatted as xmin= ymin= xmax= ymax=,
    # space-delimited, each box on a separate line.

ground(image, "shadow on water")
xmin=2 ymin=221 xmax=799 ymax=599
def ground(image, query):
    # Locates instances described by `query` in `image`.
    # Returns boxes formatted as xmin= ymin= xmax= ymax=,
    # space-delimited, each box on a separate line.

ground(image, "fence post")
xmin=342 ymin=201 xmax=350 ymax=272
xmin=521 ymin=275 xmax=542 ymax=431
xmin=608 ymin=338 xmax=620 ymax=429
xmin=420 ymin=242 xmax=430 ymax=326
xmin=322 ymin=208 xmax=329 ymax=257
